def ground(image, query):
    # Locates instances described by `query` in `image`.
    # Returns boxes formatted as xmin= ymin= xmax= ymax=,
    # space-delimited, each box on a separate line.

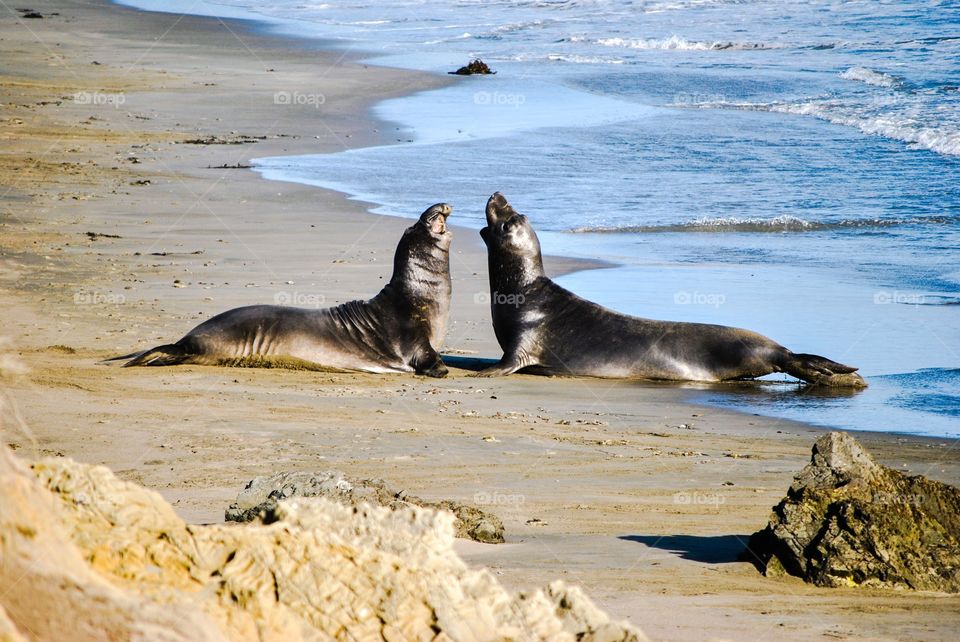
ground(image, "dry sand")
xmin=1 ymin=1 xmax=958 ymax=640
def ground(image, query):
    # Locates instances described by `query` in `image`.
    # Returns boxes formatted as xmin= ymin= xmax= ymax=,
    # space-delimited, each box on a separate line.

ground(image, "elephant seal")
xmin=109 ymin=203 xmax=453 ymax=377
xmin=478 ymin=193 xmax=866 ymax=387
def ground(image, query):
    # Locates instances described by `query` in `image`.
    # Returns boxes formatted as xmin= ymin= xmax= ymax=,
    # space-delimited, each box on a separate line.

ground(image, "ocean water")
xmin=117 ymin=0 xmax=959 ymax=438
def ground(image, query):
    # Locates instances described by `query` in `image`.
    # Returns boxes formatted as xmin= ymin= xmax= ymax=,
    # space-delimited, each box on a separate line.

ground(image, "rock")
xmin=0 ymin=604 xmax=28 ymax=642
xmin=226 ymin=470 xmax=506 ymax=544
xmin=0 ymin=449 xmax=227 ymax=641
xmin=449 ymin=59 xmax=496 ymax=75
xmin=0 ymin=447 xmax=645 ymax=641
xmin=743 ymin=431 xmax=960 ymax=592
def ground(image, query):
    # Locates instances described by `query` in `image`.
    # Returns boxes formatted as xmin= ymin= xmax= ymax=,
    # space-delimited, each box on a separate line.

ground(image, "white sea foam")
xmin=688 ymin=215 xmax=815 ymax=229
xmin=840 ymin=66 xmax=902 ymax=89
xmin=569 ymin=215 xmax=957 ymax=234
xmin=768 ymin=102 xmax=960 ymax=156
xmin=422 ymin=32 xmax=472 ymax=45
xmin=571 ymin=215 xmax=821 ymax=233
xmin=686 ymin=98 xmax=960 ymax=157
xmin=594 ymin=35 xmax=776 ymax=51
xmin=490 ymin=20 xmax=545 ymax=35
xmin=546 ymin=53 xmax=625 ymax=64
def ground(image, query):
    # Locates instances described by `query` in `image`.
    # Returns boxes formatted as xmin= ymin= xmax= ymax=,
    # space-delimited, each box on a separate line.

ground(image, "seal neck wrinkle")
xmin=387 ymin=229 xmax=451 ymax=300
xmin=488 ymin=249 xmax=544 ymax=293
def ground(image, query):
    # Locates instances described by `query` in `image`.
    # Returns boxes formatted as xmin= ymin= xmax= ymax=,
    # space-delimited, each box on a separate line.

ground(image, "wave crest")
xmin=681 ymin=98 xmax=960 ymax=157
xmin=570 ymin=215 xmax=958 ymax=234
xmin=591 ymin=35 xmax=777 ymax=51
xmin=840 ymin=66 xmax=903 ymax=89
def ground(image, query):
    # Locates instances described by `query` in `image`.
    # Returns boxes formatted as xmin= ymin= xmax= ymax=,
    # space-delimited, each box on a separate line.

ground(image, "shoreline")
xmin=2 ymin=1 xmax=959 ymax=639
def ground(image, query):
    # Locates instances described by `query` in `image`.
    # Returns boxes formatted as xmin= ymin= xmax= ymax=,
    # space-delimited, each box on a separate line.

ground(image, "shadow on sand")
xmin=619 ymin=534 xmax=753 ymax=564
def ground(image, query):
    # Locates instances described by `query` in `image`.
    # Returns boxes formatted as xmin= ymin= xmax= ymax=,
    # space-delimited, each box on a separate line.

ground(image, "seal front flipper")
xmin=474 ymin=354 xmax=527 ymax=377
xmin=412 ymin=344 xmax=449 ymax=378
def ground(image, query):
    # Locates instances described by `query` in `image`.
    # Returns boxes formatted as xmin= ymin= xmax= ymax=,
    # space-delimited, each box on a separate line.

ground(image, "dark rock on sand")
xmin=449 ymin=59 xmax=496 ymax=75
xmin=227 ymin=470 xmax=505 ymax=544
xmin=743 ymin=431 xmax=960 ymax=592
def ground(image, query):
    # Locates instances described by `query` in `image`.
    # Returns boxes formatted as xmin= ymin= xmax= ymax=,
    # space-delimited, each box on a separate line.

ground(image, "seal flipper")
xmin=411 ymin=343 xmax=448 ymax=378
xmin=781 ymin=351 xmax=867 ymax=388
xmin=114 ymin=341 xmax=194 ymax=367
xmin=474 ymin=354 xmax=526 ymax=377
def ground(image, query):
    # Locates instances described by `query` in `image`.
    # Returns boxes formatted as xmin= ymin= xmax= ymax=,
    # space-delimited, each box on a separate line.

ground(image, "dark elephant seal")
xmin=478 ymin=193 xmax=866 ymax=387
xmin=109 ymin=203 xmax=453 ymax=377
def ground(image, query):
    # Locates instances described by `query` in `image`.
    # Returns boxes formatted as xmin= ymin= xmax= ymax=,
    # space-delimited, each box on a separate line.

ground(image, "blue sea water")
xmin=118 ymin=0 xmax=959 ymax=438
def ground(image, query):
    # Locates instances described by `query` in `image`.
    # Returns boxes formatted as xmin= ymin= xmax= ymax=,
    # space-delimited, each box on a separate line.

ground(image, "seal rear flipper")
xmin=118 ymin=343 xmax=192 ymax=367
xmin=782 ymin=351 xmax=867 ymax=388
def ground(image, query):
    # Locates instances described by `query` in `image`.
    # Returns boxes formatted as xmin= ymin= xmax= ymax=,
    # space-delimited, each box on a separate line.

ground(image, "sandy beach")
xmin=2 ymin=1 xmax=959 ymax=640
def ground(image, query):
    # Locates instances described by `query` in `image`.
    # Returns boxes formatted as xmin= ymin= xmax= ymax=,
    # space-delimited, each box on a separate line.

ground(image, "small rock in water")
xmin=449 ymin=59 xmax=496 ymax=75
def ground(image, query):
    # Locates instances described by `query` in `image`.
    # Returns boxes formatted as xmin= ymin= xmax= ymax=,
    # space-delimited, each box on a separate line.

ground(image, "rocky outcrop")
xmin=226 ymin=470 xmax=505 ymax=544
xmin=744 ymin=432 xmax=960 ymax=592
xmin=0 ymin=445 xmax=644 ymax=641
xmin=449 ymin=59 xmax=496 ymax=75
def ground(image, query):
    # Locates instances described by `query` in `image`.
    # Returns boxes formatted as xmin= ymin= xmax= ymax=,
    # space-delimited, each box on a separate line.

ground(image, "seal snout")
xmin=421 ymin=202 xmax=452 ymax=234
xmin=485 ymin=192 xmax=514 ymax=227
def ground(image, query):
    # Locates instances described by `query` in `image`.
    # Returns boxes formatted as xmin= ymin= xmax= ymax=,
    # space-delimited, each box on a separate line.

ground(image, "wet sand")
xmin=1 ymin=2 xmax=959 ymax=640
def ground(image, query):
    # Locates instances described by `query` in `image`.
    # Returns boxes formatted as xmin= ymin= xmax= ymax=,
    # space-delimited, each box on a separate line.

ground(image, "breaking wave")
xmin=840 ymin=66 xmax=903 ymax=89
xmin=585 ymin=35 xmax=779 ymax=51
xmin=679 ymin=98 xmax=960 ymax=157
xmin=570 ymin=215 xmax=958 ymax=234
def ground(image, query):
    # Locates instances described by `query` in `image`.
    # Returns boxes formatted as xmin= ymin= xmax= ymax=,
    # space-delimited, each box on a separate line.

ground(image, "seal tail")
xmin=780 ymin=351 xmax=866 ymax=388
xmin=102 ymin=343 xmax=192 ymax=367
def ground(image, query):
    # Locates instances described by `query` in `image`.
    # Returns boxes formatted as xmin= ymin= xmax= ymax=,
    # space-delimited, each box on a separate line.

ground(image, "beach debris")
xmin=226 ymin=470 xmax=506 ymax=544
xmin=207 ymin=163 xmax=252 ymax=169
xmin=17 ymin=8 xmax=45 ymax=19
xmin=181 ymin=134 xmax=266 ymax=145
xmin=1 ymin=449 xmax=644 ymax=641
xmin=743 ymin=432 xmax=960 ymax=592
xmin=84 ymin=231 xmax=121 ymax=240
xmin=449 ymin=58 xmax=497 ymax=75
